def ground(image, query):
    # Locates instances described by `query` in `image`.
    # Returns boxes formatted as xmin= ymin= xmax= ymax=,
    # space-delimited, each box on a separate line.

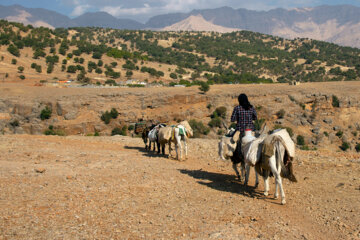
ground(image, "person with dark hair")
xmin=231 ymin=93 xmax=257 ymax=134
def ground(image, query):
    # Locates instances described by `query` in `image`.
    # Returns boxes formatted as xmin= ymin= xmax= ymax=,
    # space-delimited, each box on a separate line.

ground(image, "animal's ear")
xmin=231 ymin=131 xmax=240 ymax=143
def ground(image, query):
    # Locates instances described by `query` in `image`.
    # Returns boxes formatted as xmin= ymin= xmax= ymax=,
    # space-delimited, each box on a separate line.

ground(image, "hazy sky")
xmin=2 ymin=0 xmax=360 ymax=23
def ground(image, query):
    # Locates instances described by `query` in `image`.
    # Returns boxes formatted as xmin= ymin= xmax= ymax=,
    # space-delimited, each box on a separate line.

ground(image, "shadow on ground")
xmin=124 ymin=145 xmax=169 ymax=159
xmin=179 ymin=169 xmax=263 ymax=199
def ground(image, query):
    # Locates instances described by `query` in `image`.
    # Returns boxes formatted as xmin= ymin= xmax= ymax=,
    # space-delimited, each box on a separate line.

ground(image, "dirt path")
xmin=0 ymin=135 xmax=359 ymax=239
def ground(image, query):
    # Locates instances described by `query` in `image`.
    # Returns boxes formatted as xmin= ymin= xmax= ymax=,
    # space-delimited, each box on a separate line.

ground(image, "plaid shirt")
xmin=231 ymin=105 xmax=257 ymax=133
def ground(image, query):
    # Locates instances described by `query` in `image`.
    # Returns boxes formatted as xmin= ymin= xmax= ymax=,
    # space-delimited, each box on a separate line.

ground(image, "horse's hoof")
xmin=274 ymin=195 xmax=279 ymax=200
xmin=281 ymin=199 xmax=286 ymax=205
xmin=264 ymin=192 xmax=269 ymax=196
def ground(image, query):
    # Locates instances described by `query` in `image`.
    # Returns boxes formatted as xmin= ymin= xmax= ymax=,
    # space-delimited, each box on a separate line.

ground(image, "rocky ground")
xmin=0 ymin=134 xmax=359 ymax=240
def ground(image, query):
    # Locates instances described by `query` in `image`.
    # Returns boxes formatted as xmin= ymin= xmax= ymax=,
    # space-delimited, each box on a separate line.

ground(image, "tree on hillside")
xmin=7 ymin=44 xmax=20 ymax=57
xmin=199 ymin=81 xmax=210 ymax=94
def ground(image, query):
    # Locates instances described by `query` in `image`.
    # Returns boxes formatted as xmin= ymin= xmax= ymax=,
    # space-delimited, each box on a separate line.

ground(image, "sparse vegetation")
xmin=336 ymin=130 xmax=343 ymax=138
xmin=332 ymin=95 xmax=340 ymax=107
xmin=208 ymin=117 xmax=222 ymax=128
xmin=297 ymin=135 xmax=305 ymax=146
xmin=254 ymin=118 xmax=265 ymax=131
xmin=110 ymin=108 xmax=119 ymax=119
xmin=44 ymin=125 xmax=65 ymax=136
xmin=40 ymin=106 xmax=52 ymax=120
xmin=355 ymin=143 xmax=360 ymax=152
xmin=276 ymin=109 xmax=286 ymax=119
xmin=213 ymin=106 xmax=227 ymax=119
xmin=189 ymin=119 xmax=210 ymax=138
xmin=340 ymin=141 xmax=350 ymax=151
xmin=111 ymin=126 xmax=127 ymax=136
xmin=199 ymin=81 xmax=210 ymax=94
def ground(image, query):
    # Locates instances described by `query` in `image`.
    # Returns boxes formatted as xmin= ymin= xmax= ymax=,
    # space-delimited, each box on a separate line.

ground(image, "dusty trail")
xmin=0 ymin=135 xmax=359 ymax=239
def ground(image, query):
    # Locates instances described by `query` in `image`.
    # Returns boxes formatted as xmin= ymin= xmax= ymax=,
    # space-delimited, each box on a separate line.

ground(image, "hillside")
xmin=1 ymin=20 xmax=360 ymax=87
xmin=1 ymin=21 xmax=360 ymax=153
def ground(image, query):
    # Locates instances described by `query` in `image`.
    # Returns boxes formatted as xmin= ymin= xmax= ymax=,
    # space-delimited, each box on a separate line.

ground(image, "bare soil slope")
xmin=0 ymin=135 xmax=359 ymax=239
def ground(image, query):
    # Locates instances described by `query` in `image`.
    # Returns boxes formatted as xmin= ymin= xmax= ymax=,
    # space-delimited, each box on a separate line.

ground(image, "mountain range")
xmin=2 ymin=4 xmax=360 ymax=48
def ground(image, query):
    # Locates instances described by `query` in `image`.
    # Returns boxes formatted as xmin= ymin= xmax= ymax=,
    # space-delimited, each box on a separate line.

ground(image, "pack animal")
xmin=142 ymin=124 xmax=156 ymax=150
xmin=244 ymin=129 xmax=297 ymax=205
xmin=147 ymin=123 xmax=167 ymax=153
xmin=158 ymin=120 xmax=193 ymax=160
xmin=218 ymin=128 xmax=258 ymax=185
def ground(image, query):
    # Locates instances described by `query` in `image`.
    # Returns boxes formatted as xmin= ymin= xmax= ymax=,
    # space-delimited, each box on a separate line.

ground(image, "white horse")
xmin=169 ymin=120 xmax=193 ymax=160
xmin=254 ymin=129 xmax=297 ymax=205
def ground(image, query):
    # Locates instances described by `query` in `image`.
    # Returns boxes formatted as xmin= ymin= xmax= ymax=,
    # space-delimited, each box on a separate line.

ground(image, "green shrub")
xmin=297 ymin=135 xmax=305 ymax=146
xmin=214 ymin=106 xmax=227 ymax=119
xmin=208 ymin=117 xmax=222 ymax=128
xmin=100 ymin=111 xmax=112 ymax=124
xmin=110 ymin=108 xmax=119 ymax=119
xmin=128 ymin=125 xmax=135 ymax=131
xmin=44 ymin=125 xmax=65 ymax=136
xmin=300 ymin=145 xmax=310 ymax=151
xmin=276 ymin=109 xmax=285 ymax=119
xmin=19 ymin=75 xmax=25 ymax=80
xmin=94 ymin=131 xmax=100 ymax=136
xmin=111 ymin=126 xmax=127 ymax=136
xmin=189 ymin=119 xmax=210 ymax=138
xmin=332 ymin=95 xmax=340 ymax=107
xmin=324 ymin=131 xmax=329 ymax=137
xmin=336 ymin=131 xmax=343 ymax=138
xmin=40 ymin=106 xmax=52 ymax=120
xmin=254 ymin=118 xmax=265 ymax=131
xmin=17 ymin=66 xmax=24 ymax=73
xmin=35 ymin=65 xmax=42 ymax=73
xmin=340 ymin=141 xmax=350 ymax=151
xmin=355 ymin=143 xmax=360 ymax=152
xmin=111 ymin=127 xmax=122 ymax=136
xmin=7 ymin=44 xmax=20 ymax=57
xmin=105 ymin=79 xmax=117 ymax=86
xmin=199 ymin=81 xmax=210 ymax=94
xmin=11 ymin=59 xmax=17 ymax=64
